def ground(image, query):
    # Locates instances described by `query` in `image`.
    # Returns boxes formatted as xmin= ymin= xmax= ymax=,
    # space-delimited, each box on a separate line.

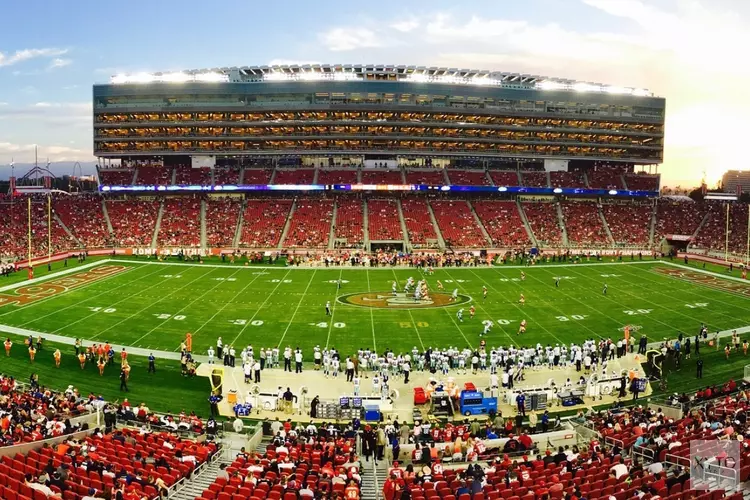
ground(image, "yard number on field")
xmin=556 ymin=315 xmax=588 ymax=321
xmin=153 ymin=313 xmax=186 ymax=321
xmin=623 ymin=309 xmax=652 ymax=315
xmin=214 ymin=277 xmax=237 ymax=282
xmin=600 ymin=274 xmax=621 ymax=278
xmin=270 ymin=279 xmax=293 ymax=283
xmin=160 ymin=274 xmax=182 ymax=278
xmin=685 ymin=303 xmax=708 ymax=309
xmin=400 ymin=322 xmax=430 ymax=328
xmin=311 ymin=322 xmax=346 ymax=328
xmin=88 ymin=307 xmax=116 ymax=313
xmin=229 ymin=319 xmax=264 ymax=326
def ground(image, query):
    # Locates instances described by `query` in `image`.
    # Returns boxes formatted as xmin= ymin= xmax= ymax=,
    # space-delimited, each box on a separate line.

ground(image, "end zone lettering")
xmin=0 ymin=265 xmax=129 ymax=308
xmin=653 ymin=267 xmax=750 ymax=297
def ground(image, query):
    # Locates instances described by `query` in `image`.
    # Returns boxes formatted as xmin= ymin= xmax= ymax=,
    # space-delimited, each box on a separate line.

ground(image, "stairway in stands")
xmin=171 ymin=460 xmax=223 ymax=500
xmin=360 ymin=459 xmax=388 ymax=500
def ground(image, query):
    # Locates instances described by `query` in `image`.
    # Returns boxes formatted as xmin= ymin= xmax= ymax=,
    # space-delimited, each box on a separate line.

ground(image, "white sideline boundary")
xmin=0 ymin=257 xmax=746 ymax=362
xmin=105 ymin=258 xmax=660 ymax=271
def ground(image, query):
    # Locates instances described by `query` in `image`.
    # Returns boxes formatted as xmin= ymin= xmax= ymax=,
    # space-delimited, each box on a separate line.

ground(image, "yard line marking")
xmin=48 ymin=265 xmax=202 ymax=334
xmin=365 ymin=269 xmax=377 ymax=352
xmin=471 ymin=268 xmax=571 ymax=345
xmin=279 ymin=270 xmax=318 ymax=349
xmin=229 ymin=269 xmax=294 ymax=347
xmin=190 ymin=270 xmax=267 ymax=339
xmin=88 ymin=268 xmax=219 ymax=341
xmin=131 ymin=267 xmax=247 ymax=346
xmin=391 ymin=269 xmax=426 ymax=350
xmin=561 ymin=265 xmax=716 ymax=334
xmin=442 ymin=268 xmax=517 ymax=347
xmin=407 ymin=310 xmax=426 ymax=350
xmin=324 ymin=269 xmax=344 ymax=350
xmin=0 ymin=262 xmax=139 ymax=319
xmin=506 ymin=267 xmax=617 ymax=339
xmin=614 ymin=265 xmax=748 ymax=322
xmin=17 ymin=264 xmax=166 ymax=327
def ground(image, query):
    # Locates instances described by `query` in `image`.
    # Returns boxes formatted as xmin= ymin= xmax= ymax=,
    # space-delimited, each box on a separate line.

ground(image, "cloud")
xmin=390 ymin=20 xmax=420 ymax=33
xmin=318 ymin=28 xmax=383 ymax=51
xmin=0 ymin=142 xmax=95 ymax=163
xmin=48 ymin=58 xmax=72 ymax=69
xmin=0 ymin=102 xmax=92 ymax=126
xmin=0 ymin=48 xmax=68 ymax=67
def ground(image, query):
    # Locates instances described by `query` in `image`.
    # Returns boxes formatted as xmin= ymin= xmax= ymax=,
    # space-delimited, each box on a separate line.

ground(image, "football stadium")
xmin=1 ymin=64 xmax=749 ymax=499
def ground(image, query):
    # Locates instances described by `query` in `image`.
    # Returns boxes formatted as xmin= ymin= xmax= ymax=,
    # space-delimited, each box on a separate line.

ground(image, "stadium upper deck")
xmin=93 ymin=65 xmax=665 ymax=163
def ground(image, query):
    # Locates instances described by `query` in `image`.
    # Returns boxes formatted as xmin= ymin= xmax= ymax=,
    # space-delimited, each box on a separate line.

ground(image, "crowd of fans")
xmin=601 ymin=203 xmax=652 ymax=247
xmin=334 ymin=198 xmax=365 ymax=248
xmin=522 ymin=203 xmax=563 ymax=246
xmin=205 ymin=198 xmax=242 ymax=247
xmin=472 ymin=201 xmax=531 ymax=248
xmin=198 ymin=424 xmax=359 ymax=500
xmin=239 ymin=200 xmax=293 ymax=248
xmin=560 ymin=202 xmax=610 ymax=247
xmin=157 ymin=197 xmax=202 ymax=247
xmin=400 ymin=199 xmax=439 ymax=248
xmin=430 ymin=201 xmax=488 ymax=248
xmin=283 ymin=199 xmax=335 ymax=248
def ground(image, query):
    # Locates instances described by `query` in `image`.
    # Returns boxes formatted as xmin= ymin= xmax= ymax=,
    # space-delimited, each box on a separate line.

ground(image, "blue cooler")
xmin=364 ymin=405 xmax=380 ymax=421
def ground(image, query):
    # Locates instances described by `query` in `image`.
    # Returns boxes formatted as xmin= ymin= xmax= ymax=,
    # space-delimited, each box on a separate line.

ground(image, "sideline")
xmin=105 ymin=258 xmax=660 ymax=271
xmin=0 ymin=323 xmax=205 ymax=362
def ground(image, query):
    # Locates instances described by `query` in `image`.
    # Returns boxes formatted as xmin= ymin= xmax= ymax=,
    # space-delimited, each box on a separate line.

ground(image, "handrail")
xmin=631 ymin=445 xmax=655 ymax=465
xmin=664 ymin=452 xmax=690 ymax=468
xmin=168 ymin=443 xmax=224 ymax=498
xmin=372 ymin=457 xmax=381 ymax=500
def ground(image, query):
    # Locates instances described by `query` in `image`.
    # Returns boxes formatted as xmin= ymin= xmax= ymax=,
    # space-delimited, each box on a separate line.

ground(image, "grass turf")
xmin=1 ymin=255 xmax=749 ymax=414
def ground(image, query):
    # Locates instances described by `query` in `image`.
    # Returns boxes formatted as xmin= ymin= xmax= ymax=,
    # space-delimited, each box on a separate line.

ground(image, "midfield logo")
xmin=338 ymin=291 xmax=472 ymax=309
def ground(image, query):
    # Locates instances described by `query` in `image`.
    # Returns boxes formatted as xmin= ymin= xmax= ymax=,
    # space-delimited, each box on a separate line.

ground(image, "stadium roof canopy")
xmin=108 ymin=64 xmax=654 ymax=97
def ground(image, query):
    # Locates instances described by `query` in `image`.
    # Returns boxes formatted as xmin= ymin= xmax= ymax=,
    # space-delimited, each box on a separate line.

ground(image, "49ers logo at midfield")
xmin=0 ymin=265 xmax=130 ymax=308
xmin=338 ymin=291 xmax=472 ymax=309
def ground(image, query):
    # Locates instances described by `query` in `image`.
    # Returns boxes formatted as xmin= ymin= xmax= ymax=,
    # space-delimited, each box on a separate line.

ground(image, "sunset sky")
xmin=0 ymin=0 xmax=747 ymax=188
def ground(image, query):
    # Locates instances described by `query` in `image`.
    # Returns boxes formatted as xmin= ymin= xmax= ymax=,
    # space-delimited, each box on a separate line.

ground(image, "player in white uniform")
xmin=207 ymin=346 xmax=215 ymax=364
xmin=481 ymin=320 xmax=492 ymax=337
xmin=457 ymin=309 xmax=464 ymax=322
xmin=451 ymin=288 xmax=459 ymax=301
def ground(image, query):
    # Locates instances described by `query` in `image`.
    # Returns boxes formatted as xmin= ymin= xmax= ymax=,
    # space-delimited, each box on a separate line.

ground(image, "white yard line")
xmin=21 ymin=265 xmax=167 ymax=329
xmin=0 ymin=264 xmax=138 ymax=319
xmin=390 ymin=269 xmax=427 ymax=350
xmin=441 ymin=268 xmax=517 ymax=347
xmin=323 ymin=269 xmax=344 ymax=350
xmin=229 ymin=269 xmax=294 ymax=347
xmin=190 ymin=270 xmax=267 ymax=340
xmin=88 ymin=268 xmax=218 ymax=341
xmin=474 ymin=268 xmax=572 ymax=345
xmin=279 ymin=270 xmax=318 ymax=349
xmin=132 ymin=267 xmax=248 ymax=347
xmin=612 ymin=264 xmax=748 ymax=323
xmin=365 ymin=269 xmax=377 ymax=352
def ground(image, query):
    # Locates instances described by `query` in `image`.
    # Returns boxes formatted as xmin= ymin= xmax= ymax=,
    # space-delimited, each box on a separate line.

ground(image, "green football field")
xmin=1 ymin=257 xmax=750 ymax=356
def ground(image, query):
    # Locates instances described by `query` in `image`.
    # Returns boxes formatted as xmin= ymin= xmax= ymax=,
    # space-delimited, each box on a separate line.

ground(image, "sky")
xmin=0 ymin=0 xmax=747 ymax=189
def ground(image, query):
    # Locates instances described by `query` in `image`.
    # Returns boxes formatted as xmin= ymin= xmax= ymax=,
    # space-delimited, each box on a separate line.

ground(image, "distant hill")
xmin=0 ymin=162 xmax=99 ymax=181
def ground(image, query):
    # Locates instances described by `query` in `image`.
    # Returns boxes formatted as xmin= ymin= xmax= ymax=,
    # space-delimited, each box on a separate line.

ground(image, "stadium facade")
xmin=93 ymin=64 xmax=665 ymax=167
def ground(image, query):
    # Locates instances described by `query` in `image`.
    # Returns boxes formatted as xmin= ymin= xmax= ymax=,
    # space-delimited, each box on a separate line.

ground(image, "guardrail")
xmin=167 ymin=443 xmax=224 ymax=498
xmin=632 ymin=445 xmax=655 ymax=465
xmin=665 ymin=452 xmax=691 ymax=468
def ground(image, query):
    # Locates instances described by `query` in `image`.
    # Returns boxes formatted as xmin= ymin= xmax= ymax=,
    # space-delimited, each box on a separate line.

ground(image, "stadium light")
xmin=537 ymin=80 xmax=566 ymax=91
xmin=109 ymin=72 xmax=229 ymax=84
